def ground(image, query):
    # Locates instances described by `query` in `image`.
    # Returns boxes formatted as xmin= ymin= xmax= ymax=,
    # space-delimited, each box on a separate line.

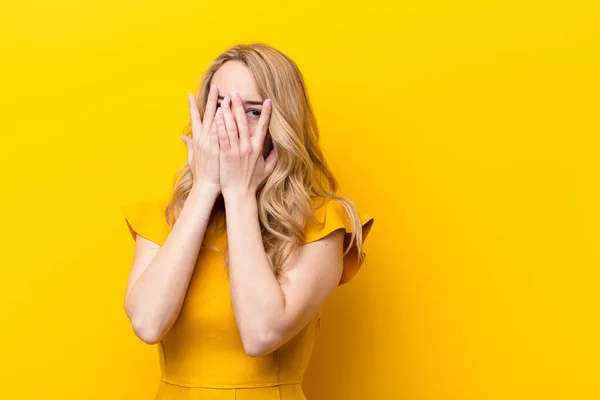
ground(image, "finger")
xmin=210 ymin=114 xmax=220 ymax=149
xmin=231 ymin=91 xmax=250 ymax=147
xmin=188 ymin=93 xmax=202 ymax=140
xmin=202 ymin=84 xmax=219 ymax=136
xmin=253 ymin=99 xmax=272 ymax=148
xmin=221 ymin=95 xmax=239 ymax=153
xmin=216 ymin=108 xmax=230 ymax=151
xmin=263 ymin=144 xmax=278 ymax=177
xmin=209 ymin=118 xmax=219 ymax=150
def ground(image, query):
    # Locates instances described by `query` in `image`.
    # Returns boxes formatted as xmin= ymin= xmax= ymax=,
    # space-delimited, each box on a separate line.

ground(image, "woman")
xmin=121 ymin=42 xmax=374 ymax=400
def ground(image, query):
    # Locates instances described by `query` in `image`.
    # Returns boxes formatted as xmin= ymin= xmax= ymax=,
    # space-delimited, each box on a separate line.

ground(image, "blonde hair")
xmin=165 ymin=42 xmax=365 ymax=282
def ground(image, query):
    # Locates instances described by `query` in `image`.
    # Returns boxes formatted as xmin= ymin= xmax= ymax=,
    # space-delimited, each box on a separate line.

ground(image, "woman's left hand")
xmin=217 ymin=91 xmax=278 ymax=198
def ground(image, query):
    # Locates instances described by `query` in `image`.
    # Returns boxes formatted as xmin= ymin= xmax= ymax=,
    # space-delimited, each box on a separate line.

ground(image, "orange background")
xmin=0 ymin=1 xmax=598 ymax=399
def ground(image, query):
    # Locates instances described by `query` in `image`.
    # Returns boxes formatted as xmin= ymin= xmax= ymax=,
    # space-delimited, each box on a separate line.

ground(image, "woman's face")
xmin=210 ymin=60 xmax=272 ymax=157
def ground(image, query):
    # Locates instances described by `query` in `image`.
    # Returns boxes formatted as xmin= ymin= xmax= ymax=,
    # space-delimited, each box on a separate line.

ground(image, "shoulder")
xmin=121 ymin=195 xmax=171 ymax=246
xmin=304 ymin=196 xmax=374 ymax=244
xmin=303 ymin=196 xmax=375 ymax=285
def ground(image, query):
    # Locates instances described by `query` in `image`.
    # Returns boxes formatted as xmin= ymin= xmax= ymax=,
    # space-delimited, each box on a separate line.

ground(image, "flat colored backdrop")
xmin=1 ymin=1 xmax=598 ymax=399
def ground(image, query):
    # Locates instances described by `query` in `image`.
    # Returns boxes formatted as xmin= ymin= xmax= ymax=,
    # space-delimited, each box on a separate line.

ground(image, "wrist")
xmin=223 ymin=188 xmax=257 ymax=208
xmin=222 ymin=187 xmax=256 ymax=202
xmin=190 ymin=183 xmax=220 ymax=200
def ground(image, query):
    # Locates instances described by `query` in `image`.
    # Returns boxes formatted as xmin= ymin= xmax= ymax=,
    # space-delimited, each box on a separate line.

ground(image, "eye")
xmin=247 ymin=109 xmax=261 ymax=118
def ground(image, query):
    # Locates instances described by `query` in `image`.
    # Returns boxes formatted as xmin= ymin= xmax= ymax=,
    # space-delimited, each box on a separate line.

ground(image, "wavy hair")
xmin=164 ymin=42 xmax=365 ymax=282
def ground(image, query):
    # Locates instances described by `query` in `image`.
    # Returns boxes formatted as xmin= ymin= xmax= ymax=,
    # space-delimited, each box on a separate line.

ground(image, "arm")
xmin=224 ymin=192 xmax=344 ymax=357
xmin=215 ymin=91 xmax=344 ymax=356
xmin=124 ymin=185 xmax=218 ymax=344
xmin=125 ymin=88 xmax=222 ymax=344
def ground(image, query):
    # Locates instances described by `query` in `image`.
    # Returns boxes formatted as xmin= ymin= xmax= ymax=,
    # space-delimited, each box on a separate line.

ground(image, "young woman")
xmin=121 ymin=43 xmax=374 ymax=400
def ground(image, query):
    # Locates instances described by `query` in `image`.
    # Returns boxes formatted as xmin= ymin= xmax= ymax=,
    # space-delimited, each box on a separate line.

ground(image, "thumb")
xmin=181 ymin=136 xmax=193 ymax=163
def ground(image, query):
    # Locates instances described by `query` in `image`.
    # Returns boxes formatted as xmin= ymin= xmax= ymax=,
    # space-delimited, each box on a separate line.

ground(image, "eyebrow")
xmin=217 ymin=95 xmax=264 ymax=106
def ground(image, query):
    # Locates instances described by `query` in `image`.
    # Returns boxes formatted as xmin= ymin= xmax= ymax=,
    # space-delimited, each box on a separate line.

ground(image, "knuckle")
xmin=240 ymin=146 xmax=250 ymax=156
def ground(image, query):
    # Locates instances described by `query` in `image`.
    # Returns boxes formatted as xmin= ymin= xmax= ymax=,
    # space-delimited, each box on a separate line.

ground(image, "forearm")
xmin=224 ymin=191 xmax=286 ymax=351
xmin=126 ymin=185 xmax=218 ymax=343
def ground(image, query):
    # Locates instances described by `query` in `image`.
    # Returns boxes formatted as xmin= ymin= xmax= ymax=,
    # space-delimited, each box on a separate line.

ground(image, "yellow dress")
xmin=121 ymin=195 xmax=374 ymax=400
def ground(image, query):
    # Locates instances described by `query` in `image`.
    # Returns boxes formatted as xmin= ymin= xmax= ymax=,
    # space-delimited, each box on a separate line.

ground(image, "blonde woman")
xmin=121 ymin=42 xmax=374 ymax=400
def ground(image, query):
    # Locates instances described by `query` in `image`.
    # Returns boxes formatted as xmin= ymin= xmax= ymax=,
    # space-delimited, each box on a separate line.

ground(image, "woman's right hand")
xmin=182 ymin=84 xmax=221 ymax=196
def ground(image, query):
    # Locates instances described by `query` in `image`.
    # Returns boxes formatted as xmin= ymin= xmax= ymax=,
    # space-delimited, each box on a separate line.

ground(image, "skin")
xmin=124 ymin=60 xmax=345 ymax=357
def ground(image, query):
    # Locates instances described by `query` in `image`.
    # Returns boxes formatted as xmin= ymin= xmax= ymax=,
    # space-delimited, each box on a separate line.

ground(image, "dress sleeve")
xmin=120 ymin=197 xmax=170 ymax=246
xmin=304 ymin=198 xmax=375 ymax=285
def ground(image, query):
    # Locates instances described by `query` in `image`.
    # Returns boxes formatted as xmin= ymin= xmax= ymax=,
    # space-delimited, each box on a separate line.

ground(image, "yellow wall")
xmin=1 ymin=1 xmax=598 ymax=399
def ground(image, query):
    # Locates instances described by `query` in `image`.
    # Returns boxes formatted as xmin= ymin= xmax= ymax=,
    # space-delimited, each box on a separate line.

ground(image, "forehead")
xmin=211 ymin=60 xmax=262 ymax=100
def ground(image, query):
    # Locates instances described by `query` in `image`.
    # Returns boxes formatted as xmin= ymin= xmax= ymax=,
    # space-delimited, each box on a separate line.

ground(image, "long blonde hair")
xmin=165 ymin=42 xmax=365 ymax=282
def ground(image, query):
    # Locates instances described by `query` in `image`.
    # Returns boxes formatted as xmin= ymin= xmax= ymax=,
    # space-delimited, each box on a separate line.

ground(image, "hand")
xmin=216 ymin=91 xmax=278 ymax=198
xmin=181 ymin=85 xmax=221 ymax=196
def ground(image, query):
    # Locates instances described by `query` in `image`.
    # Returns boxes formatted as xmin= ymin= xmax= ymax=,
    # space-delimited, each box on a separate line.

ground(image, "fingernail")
xmin=223 ymin=95 xmax=230 ymax=107
xmin=211 ymin=84 xmax=216 ymax=92
xmin=231 ymin=91 xmax=239 ymax=99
